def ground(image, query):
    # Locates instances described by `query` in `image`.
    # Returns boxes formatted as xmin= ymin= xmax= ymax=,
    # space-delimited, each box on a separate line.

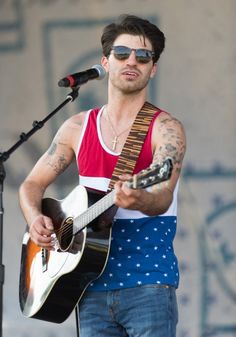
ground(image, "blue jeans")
xmin=78 ymin=285 xmax=178 ymax=337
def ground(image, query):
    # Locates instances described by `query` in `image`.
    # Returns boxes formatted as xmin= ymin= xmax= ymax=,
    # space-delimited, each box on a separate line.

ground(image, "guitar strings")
xmin=51 ymin=190 xmax=115 ymax=245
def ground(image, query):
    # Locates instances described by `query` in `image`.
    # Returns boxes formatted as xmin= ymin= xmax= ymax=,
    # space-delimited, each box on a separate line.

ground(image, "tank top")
xmin=76 ymin=106 xmax=179 ymax=290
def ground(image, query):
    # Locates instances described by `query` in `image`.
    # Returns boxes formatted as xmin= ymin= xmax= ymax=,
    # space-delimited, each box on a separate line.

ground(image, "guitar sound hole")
xmin=59 ymin=217 xmax=74 ymax=251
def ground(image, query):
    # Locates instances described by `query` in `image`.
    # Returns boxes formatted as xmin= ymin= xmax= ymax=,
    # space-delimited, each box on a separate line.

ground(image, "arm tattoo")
xmin=47 ymin=142 xmax=57 ymax=156
xmin=154 ymin=118 xmax=186 ymax=173
xmin=47 ymin=153 xmax=69 ymax=175
xmin=47 ymin=131 xmax=68 ymax=156
xmin=46 ymin=135 xmax=70 ymax=175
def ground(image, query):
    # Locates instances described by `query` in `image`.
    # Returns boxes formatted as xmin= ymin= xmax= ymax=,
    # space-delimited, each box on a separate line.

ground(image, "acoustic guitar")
xmin=19 ymin=159 xmax=172 ymax=323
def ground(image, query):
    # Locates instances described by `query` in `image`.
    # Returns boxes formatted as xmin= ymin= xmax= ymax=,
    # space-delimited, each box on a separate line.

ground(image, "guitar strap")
xmin=108 ymin=101 xmax=161 ymax=190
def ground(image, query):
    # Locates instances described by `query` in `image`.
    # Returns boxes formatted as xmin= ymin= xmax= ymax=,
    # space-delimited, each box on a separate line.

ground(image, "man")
xmin=19 ymin=14 xmax=186 ymax=337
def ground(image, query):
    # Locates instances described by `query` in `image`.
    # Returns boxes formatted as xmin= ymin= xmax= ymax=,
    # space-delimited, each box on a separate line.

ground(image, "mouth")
xmin=122 ymin=70 xmax=139 ymax=79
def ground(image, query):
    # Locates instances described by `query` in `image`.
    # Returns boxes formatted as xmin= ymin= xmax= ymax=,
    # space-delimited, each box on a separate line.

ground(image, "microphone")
xmin=58 ymin=64 xmax=106 ymax=87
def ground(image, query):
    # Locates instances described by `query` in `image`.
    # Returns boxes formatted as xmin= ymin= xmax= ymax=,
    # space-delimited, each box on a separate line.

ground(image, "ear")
xmin=150 ymin=63 xmax=158 ymax=78
xmin=101 ymin=56 xmax=109 ymax=72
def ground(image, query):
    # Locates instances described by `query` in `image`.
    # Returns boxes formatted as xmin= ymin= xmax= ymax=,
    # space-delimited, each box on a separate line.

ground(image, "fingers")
xmin=118 ymin=173 xmax=132 ymax=182
xmin=29 ymin=214 xmax=55 ymax=250
xmin=114 ymin=181 xmax=142 ymax=209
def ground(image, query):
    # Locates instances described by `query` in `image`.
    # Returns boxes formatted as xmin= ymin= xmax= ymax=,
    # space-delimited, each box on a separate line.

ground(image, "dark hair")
xmin=101 ymin=14 xmax=165 ymax=63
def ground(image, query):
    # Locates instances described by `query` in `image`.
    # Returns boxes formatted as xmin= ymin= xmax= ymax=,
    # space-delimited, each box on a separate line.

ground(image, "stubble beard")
xmin=110 ymin=73 xmax=151 ymax=96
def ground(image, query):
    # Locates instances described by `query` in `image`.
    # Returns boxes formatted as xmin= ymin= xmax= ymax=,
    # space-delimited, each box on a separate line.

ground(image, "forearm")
xmin=19 ymin=179 xmax=46 ymax=225
xmin=114 ymin=181 xmax=173 ymax=216
xmin=139 ymin=187 xmax=173 ymax=216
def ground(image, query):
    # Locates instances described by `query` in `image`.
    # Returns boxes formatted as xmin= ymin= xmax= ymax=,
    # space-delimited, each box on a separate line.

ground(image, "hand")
xmin=29 ymin=214 xmax=55 ymax=250
xmin=114 ymin=174 xmax=149 ymax=210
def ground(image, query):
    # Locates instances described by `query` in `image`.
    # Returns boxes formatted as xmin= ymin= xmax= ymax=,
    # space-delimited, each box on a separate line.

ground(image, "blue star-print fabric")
xmin=89 ymin=216 xmax=179 ymax=291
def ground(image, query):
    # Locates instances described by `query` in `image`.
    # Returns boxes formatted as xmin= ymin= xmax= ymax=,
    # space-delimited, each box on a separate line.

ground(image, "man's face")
xmin=102 ymin=34 xmax=157 ymax=95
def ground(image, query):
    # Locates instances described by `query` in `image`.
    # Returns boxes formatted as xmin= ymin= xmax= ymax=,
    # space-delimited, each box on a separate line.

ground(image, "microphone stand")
xmin=0 ymin=87 xmax=80 ymax=337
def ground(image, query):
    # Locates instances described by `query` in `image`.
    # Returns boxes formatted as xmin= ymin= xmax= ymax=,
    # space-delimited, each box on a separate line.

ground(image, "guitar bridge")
xmin=41 ymin=248 xmax=48 ymax=272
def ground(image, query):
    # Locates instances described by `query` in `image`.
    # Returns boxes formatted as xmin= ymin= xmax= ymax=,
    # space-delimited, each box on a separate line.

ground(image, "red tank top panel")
xmin=76 ymin=106 xmax=161 ymax=192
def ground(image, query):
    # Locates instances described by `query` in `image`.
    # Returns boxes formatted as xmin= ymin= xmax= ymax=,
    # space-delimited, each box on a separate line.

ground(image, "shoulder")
xmin=153 ymin=110 xmax=186 ymax=140
xmin=54 ymin=110 xmax=90 ymax=153
xmin=61 ymin=107 xmax=101 ymax=130
xmin=62 ymin=111 xmax=88 ymax=130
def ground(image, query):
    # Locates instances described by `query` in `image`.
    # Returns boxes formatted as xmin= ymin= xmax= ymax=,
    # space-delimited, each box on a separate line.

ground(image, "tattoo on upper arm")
xmin=153 ymin=118 xmax=186 ymax=173
xmin=46 ymin=134 xmax=71 ymax=175
xmin=46 ymin=153 xmax=69 ymax=175
xmin=47 ymin=142 xmax=57 ymax=156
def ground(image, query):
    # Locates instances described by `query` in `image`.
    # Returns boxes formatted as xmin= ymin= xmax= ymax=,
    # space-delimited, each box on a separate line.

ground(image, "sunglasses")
xmin=111 ymin=45 xmax=155 ymax=64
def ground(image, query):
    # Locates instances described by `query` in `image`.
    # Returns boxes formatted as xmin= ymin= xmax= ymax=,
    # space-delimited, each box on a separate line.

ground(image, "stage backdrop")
xmin=0 ymin=1 xmax=235 ymax=336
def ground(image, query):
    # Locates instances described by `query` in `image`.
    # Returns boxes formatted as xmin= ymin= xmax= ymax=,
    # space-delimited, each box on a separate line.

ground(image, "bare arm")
xmin=19 ymin=113 xmax=85 ymax=248
xmin=114 ymin=113 xmax=186 ymax=215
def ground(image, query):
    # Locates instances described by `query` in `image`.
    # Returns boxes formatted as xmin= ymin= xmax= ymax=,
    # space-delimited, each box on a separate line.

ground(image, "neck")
xmin=106 ymin=94 xmax=147 ymax=121
xmin=101 ymin=87 xmax=148 ymax=152
xmin=101 ymin=93 xmax=146 ymax=153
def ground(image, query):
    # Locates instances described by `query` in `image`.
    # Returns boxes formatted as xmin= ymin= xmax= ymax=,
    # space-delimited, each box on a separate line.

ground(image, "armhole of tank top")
xmin=75 ymin=109 xmax=92 ymax=159
xmin=97 ymin=106 xmax=120 ymax=156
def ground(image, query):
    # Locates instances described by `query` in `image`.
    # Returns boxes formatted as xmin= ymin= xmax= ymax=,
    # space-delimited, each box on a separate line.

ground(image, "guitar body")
xmin=19 ymin=159 xmax=172 ymax=324
xmin=19 ymin=185 xmax=113 ymax=323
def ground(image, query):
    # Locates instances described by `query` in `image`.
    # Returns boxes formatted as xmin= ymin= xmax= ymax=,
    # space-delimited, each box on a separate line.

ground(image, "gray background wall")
xmin=0 ymin=1 xmax=235 ymax=336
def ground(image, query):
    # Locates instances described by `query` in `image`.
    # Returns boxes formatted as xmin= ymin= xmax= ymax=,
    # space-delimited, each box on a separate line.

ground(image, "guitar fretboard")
xmin=73 ymin=190 xmax=115 ymax=234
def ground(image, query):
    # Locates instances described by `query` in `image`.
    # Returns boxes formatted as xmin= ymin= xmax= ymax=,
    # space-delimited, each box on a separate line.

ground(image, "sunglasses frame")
xmin=111 ymin=45 xmax=155 ymax=64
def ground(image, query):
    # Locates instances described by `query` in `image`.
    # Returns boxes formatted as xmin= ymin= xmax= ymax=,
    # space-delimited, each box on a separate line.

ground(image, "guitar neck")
xmin=73 ymin=189 xmax=115 ymax=234
xmin=72 ymin=159 xmax=173 ymax=235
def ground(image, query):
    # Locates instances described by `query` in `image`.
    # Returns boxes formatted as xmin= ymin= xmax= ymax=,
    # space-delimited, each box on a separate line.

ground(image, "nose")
xmin=126 ymin=50 xmax=137 ymax=65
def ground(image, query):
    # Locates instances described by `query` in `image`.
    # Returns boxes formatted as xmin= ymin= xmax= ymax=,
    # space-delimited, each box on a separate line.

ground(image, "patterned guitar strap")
xmin=97 ymin=101 xmax=160 ymax=228
xmin=108 ymin=101 xmax=161 ymax=190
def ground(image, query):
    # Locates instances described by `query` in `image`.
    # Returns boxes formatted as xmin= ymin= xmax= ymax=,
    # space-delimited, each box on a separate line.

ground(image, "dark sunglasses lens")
xmin=136 ymin=49 xmax=152 ymax=63
xmin=112 ymin=46 xmax=153 ymax=63
xmin=113 ymin=46 xmax=131 ymax=60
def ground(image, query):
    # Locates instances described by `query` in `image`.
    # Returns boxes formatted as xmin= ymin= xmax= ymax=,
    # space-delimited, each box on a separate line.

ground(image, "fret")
xmin=73 ymin=190 xmax=115 ymax=234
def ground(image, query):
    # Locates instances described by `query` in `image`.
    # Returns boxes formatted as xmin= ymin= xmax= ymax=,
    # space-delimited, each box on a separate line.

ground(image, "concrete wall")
xmin=0 ymin=1 xmax=235 ymax=336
